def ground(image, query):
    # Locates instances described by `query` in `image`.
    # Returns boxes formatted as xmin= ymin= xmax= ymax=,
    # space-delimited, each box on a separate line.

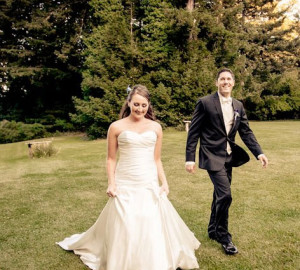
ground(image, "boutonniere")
xmin=234 ymin=110 xmax=240 ymax=120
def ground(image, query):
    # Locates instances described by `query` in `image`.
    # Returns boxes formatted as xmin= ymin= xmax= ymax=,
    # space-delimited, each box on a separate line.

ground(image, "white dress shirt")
xmin=218 ymin=93 xmax=234 ymax=154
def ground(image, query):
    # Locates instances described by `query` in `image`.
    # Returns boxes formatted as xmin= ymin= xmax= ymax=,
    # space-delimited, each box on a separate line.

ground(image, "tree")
xmin=0 ymin=0 xmax=91 ymax=129
xmin=72 ymin=0 xmax=135 ymax=138
xmin=190 ymin=0 xmax=300 ymax=120
xmin=238 ymin=0 xmax=300 ymax=119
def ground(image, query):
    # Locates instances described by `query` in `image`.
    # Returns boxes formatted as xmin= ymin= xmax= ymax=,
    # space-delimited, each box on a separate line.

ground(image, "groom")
xmin=185 ymin=68 xmax=268 ymax=255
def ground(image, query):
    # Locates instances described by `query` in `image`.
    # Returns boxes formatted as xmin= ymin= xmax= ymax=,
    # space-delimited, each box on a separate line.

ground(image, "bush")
xmin=70 ymin=97 xmax=114 ymax=139
xmin=0 ymin=120 xmax=47 ymax=144
xmin=29 ymin=142 xmax=58 ymax=158
xmin=25 ymin=116 xmax=76 ymax=133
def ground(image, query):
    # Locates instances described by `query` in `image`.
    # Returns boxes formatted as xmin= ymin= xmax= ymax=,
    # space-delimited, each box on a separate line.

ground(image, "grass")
xmin=0 ymin=121 xmax=299 ymax=270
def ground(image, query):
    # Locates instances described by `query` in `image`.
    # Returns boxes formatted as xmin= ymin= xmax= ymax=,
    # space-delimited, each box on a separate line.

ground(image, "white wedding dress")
xmin=57 ymin=130 xmax=200 ymax=270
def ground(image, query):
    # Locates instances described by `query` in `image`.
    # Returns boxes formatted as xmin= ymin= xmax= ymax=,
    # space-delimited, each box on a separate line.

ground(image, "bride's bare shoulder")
xmin=152 ymin=120 xmax=161 ymax=129
xmin=109 ymin=119 xmax=122 ymax=132
xmin=109 ymin=118 xmax=129 ymax=136
xmin=148 ymin=120 xmax=162 ymax=135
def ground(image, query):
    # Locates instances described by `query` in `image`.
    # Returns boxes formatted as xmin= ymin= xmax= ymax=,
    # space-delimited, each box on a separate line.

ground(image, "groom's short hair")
xmin=216 ymin=68 xmax=235 ymax=81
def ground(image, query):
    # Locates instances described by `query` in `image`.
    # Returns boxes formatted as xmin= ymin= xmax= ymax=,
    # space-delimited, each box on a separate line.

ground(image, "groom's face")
xmin=216 ymin=71 xmax=235 ymax=97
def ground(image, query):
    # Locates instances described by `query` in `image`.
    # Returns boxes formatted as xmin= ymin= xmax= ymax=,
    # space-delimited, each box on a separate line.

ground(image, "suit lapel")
xmin=213 ymin=92 xmax=226 ymax=133
xmin=229 ymin=98 xmax=240 ymax=134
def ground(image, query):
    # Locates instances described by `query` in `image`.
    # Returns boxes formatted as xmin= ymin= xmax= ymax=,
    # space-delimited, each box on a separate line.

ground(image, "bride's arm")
xmin=154 ymin=125 xmax=169 ymax=195
xmin=106 ymin=124 xmax=118 ymax=197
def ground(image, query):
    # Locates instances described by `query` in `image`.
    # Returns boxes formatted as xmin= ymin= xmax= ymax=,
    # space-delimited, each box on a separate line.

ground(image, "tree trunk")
xmin=186 ymin=0 xmax=194 ymax=11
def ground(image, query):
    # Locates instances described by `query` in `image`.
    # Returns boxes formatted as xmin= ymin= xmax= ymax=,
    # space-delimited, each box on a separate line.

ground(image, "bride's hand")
xmin=160 ymin=183 xmax=169 ymax=196
xmin=106 ymin=183 xmax=117 ymax=197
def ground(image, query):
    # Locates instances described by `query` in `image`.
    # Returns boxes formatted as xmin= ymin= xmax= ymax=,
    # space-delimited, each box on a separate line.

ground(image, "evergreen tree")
xmin=238 ymin=0 xmax=300 ymax=119
xmin=191 ymin=0 xmax=300 ymax=120
xmin=72 ymin=0 xmax=135 ymax=138
xmin=0 ymin=0 xmax=90 ymax=129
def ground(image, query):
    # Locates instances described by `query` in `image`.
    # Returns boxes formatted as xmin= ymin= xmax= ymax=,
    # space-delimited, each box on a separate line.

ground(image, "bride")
xmin=57 ymin=84 xmax=200 ymax=270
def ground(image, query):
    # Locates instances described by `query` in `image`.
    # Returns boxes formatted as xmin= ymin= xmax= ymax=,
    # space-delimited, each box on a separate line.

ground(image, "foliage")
xmin=70 ymin=96 xmax=115 ymax=139
xmin=30 ymin=142 xmax=58 ymax=158
xmin=1 ymin=0 xmax=299 ymax=140
xmin=233 ymin=0 xmax=300 ymax=120
xmin=0 ymin=120 xmax=47 ymax=143
xmin=71 ymin=0 xmax=299 ymax=138
xmin=0 ymin=0 xmax=91 ymax=125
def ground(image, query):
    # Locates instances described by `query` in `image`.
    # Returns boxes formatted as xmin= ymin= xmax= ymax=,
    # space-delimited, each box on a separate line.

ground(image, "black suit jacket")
xmin=186 ymin=92 xmax=263 ymax=171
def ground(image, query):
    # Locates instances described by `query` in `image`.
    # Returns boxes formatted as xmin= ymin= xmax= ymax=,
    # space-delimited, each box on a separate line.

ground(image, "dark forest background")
xmin=1 ymin=0 xmax=299 ymax=142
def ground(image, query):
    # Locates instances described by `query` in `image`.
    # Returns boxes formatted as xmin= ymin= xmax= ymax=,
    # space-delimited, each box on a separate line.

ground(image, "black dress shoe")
xmin=222 ymin=241 xmax=238 ymax=255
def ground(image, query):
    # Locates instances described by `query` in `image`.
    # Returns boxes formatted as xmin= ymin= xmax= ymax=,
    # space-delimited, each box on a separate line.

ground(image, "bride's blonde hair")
xmin=119 ymin=84 xmax=155 ymax=120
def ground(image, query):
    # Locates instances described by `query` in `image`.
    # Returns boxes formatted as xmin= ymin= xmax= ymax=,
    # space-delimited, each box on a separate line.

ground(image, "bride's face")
xmin=128 ymin=93 xmax=149 ymax=119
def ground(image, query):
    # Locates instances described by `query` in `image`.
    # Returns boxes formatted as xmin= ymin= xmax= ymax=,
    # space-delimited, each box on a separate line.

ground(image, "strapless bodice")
xmin=115 ymin=130 xmax=158 ymax=186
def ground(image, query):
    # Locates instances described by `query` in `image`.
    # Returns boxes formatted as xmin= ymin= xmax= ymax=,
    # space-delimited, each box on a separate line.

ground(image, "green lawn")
xmin=0 ymin=121 xmax=299 ymax=270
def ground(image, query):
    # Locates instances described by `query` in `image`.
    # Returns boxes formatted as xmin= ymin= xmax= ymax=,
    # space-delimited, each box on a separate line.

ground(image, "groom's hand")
xmin=185 ymin=163 xmax=196 ymax=173
xmin=258 ymin=154 xmax=268 ymax=168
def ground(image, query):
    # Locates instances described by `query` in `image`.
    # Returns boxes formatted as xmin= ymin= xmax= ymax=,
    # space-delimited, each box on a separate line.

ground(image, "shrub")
xmin=0 ymin=120 xmax=47 ymax=144
xmin=29 ymin=142 xmax=58 ymax=158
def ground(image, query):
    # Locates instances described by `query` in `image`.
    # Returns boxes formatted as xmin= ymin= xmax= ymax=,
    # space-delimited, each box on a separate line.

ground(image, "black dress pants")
xmin=207 ymin=154 xmax=233 ymax=244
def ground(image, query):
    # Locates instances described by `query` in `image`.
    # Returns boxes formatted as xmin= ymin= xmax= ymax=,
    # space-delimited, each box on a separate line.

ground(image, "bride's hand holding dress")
xmin=106 ymin=183 xmax=117 ymax=198
xmin=160 ymin=182 xmax=169 ymax=195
